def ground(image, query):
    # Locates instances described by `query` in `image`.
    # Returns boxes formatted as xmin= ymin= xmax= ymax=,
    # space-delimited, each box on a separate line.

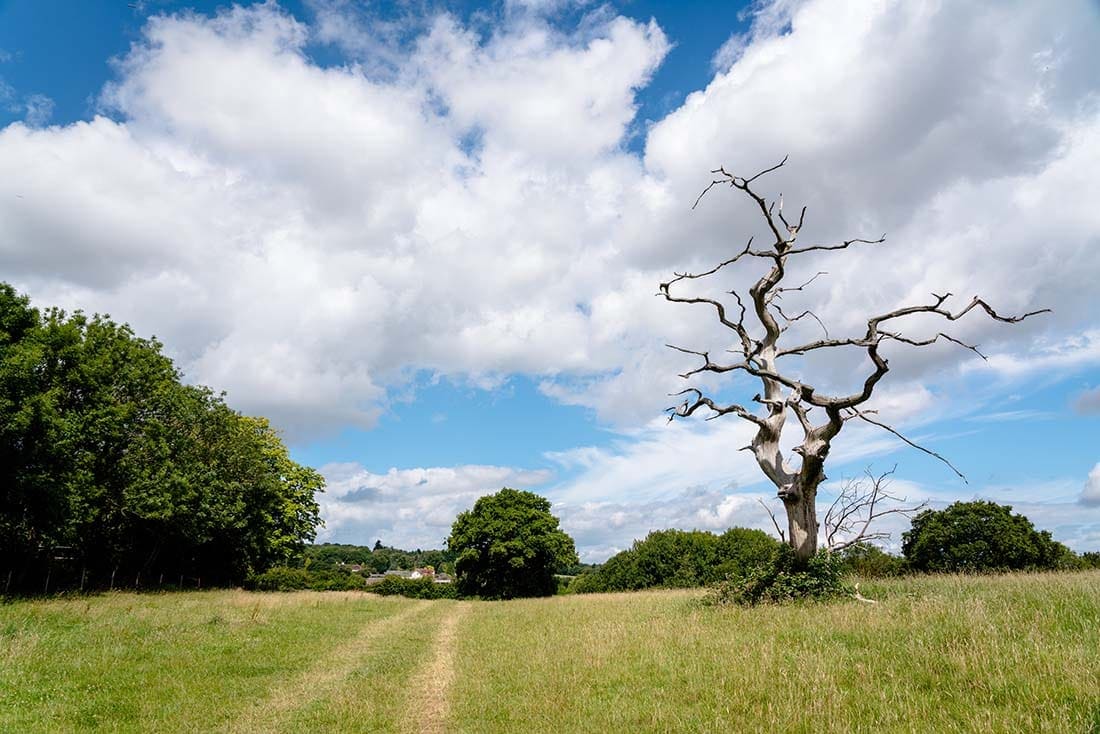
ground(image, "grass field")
xmin=2 ymin=572 xmax=1099 ymax=733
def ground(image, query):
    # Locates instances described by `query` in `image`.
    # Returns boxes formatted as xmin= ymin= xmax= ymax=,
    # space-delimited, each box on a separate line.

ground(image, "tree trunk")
xmin=784 ymin=485 xmax=819 ymax=563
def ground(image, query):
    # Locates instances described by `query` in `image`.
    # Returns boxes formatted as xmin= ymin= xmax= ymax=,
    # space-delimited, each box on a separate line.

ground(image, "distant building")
xmin=384 ymin=569 xmax=413 ymax=578
xmin=360 ymin=567 xmax=452 ymax=584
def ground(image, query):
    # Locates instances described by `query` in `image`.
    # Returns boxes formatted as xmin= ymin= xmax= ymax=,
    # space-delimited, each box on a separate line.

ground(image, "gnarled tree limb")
xmin=660 ymin=158 xmax=1047 ymax=560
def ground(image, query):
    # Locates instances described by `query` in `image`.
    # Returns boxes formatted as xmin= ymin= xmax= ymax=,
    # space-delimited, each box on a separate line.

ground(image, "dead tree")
xmin=660 ymin=158 xmax=1047 ymax=563
xmin=821 ymin=466 xmax=924 ymax=551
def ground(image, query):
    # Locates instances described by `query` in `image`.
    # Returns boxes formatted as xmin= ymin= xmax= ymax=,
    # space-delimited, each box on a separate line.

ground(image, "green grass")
xmin=452 ymin=572 xmax=1100 ymax=733
xmin=0 ymin=590 xmax=439 ymax=733
xmin=3 ymin=572 xmax=1099 ymax=733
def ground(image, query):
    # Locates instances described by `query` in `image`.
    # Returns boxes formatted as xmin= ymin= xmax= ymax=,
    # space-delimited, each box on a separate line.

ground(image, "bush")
xmin=838 ymin=543 xmax=907 ymax=578
xmin=903 ymin=501 xmax=1078 ymax=573
xmin=250 ymin=566 xmax=311 ymax=591
xmin=249 ymin=566 xmax=368 ymax=592
xmin=570 ymin=527 xmax=782 ymax=594
xmin=564 ymin=571 xmax=608 ymax=594
xmin=367 ymin=576 xmax=457 ymax=600
xmin=706 ymin=549 xmax=849 ymax=606
xmin=712 ymin=528 xmax=783 ymax=580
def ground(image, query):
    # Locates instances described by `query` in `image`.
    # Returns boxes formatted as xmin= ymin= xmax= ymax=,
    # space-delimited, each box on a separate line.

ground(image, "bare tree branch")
xmin=658 ymin=238 xmax=766 ymax=354
xmin=824 ymin=467 xmax=927 ymax=552
xmin=768 ymin=270 xmax=827 ymax=304
xmin=665 ymin=344 xmax=745 ymax=379
xmin=757 ymin=498 xmax=786 ymax=543
xmin=784 ymin=235 xmax=886 ymax=255
xmin=665 ymin=388 xmax=764 ymax=427
xmin=693 ymin=157 xmax=790 ymax=245
xmin=773 ymin=303 xmax=829 ymax=338
xmin=662 ymin=158 xmax=1045 ymax=561
xmin=848 ymin=409 xmax=967 ymax=481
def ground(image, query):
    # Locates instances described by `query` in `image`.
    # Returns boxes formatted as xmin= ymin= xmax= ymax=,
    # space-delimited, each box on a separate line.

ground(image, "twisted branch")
xmin=662 ymin=158 xmax=1046 ymax=557
xmin=824 ymin=467 xmax=927 ymax=552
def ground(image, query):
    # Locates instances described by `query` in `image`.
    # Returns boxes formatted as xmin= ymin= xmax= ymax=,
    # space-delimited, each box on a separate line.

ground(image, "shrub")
xmin=591 ymin=549 xmax=643 ymax=591
xmin=712 ymin=528 xmax=783 ymax=581
xmin=250 ymin=566 xmax=311 ymax=591
xmin=367 ymin=576 xmax=457 ymax=600
xmin=838 ymin=543 xmax=907 ymax=578
xmin=249 ymin=566 xmax=368 ymax=592
xmin=903 ymin=501 xmax=1078 ymax=573
xmin=565 ymin=571 xmax=608 ymax=594
xmin=706 ymin=549 xmax=849 ymax=606
xmin=570 ymin=527 xmax=782 ymax=594
xmin=631 ymin=529 xmax=718 ymax=588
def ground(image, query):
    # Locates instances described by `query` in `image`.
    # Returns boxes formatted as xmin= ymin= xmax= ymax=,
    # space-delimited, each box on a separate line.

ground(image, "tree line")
xmin=303 ymin=542 xmax=457 ymax=575
xmin=1 ymin=284 xmax=324 ymax=594
xmin=568 ymin=500 xmax=1098 ymax=596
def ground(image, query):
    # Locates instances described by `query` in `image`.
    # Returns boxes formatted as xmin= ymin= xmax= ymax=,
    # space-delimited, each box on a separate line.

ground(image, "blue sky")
xmin=0 ymin=0 xmax=751 ymax=130
xmin=2 ymin=0 xmax=1099 ymax=559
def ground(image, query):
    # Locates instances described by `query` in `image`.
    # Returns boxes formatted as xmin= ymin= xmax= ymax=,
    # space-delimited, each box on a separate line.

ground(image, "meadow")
xmin=2 ymin=572 xmax=1099 ymax=733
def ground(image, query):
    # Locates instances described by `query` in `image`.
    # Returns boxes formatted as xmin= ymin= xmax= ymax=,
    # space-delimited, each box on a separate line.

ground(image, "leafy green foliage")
xmin=0 ymin=283 xmax=324 ymax=592
xmin=838 ymin=542 xmax=907 ymax=578
xmin=303 ymin=543 xmax=456 ymax=575
xmin=367 ymin=576 xmax=458 ymax=599
xmin=706 ymin=548 xmax=849 ymax=606
xmin=568 ymin=527 xmax=781 ymax=593
xmin=902 ymin=501 xmax=1078 ymax=573
xmin=447 ymin=488 xmax=577 ymax=599
xmin=249 ymin=566 xmax=369 ymax=591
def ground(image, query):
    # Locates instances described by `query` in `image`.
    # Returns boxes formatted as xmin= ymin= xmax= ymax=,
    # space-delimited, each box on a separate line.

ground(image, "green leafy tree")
xmin=569 ymin=527 xmax=781 ymax=594
xmin=837 ymin=542 xmax=906 ymax=578
xmin=631 ymin=529 xmax=717 ymax=588
xmin=447 ymin=488 xmax=577 ymax=599
xmin=0 ymin=283 xmax=323 ymax=592
xmin=713 ymin=527 xmax=782 ymax=580
xmin=590 ymin=548 xmax=642 ymax=591
xmin=902 ymin=501 xmax=1076 ymax=573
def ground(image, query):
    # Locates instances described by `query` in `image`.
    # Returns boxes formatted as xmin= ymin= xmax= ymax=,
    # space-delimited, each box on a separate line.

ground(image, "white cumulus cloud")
xmin=2 ymin=0 xmax=1100 ymax=551
xmin=1081 ymin=464 xmax=1100 ymax=506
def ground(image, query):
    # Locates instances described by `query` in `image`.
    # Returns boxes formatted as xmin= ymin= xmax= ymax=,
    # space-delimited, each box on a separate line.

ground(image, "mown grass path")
xmin=225 ymin=600 xmax=436 ymax=733
xmin=0 ymin=591 xmax=437 ymax=733
xmin=402 ymin=601 xmax=470 ymax=734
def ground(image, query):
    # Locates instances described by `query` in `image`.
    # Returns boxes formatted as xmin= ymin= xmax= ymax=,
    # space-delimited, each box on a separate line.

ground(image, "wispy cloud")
xmin=1073 ymin=386 xmax=1100 ymax=415
xmin=966 ymin=409 xmax=1055 ymax=423
xmin=1081 ymin=463 xmax=1100 ymax=506
xmin=22 ymin=94 xmax=54 ymax=127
